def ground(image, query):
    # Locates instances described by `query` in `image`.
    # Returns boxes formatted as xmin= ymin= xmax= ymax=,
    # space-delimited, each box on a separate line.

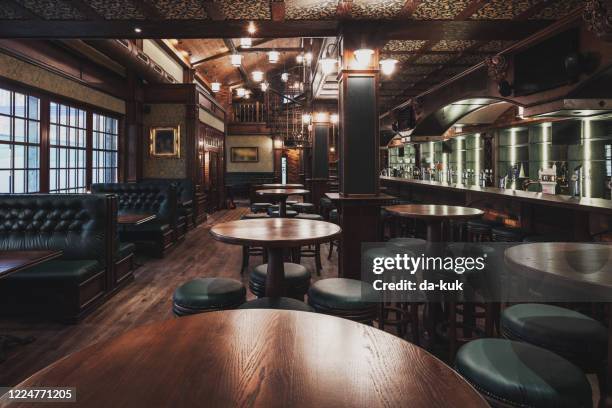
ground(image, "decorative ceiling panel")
xmin=380 ymin=53 xmax=419 ymax=63
xmin=454 ymin=53 xmax=488 ymax=65
xmin=0 ymin=4 xmax=24 ymax=19
xmin=383 ymin=40 xmax=427 ymax=52
xmin=351 ymin=0 xmax=404 ymax=19
xmin=412 ymin=0 xmax=472 ymax=19
xmin=531 ymin=0 xmax=582 ymax=20
xmin=84 ymin=0 xmax=145 ymax=19
xmin=214 ymin=0 xmax=270 ymax=19
xmin=477 ymin=40 xmax=515 ymax=52
xmin=471 ymin=0 xmax=541 ymax=20
xmin=285 ymin=0 xmax=337 ymax=20
xmin=151 ymin=0 xmax=208 ymax=19
xmin=18 ymin=0 xmax=85 ymax=19
xmin=398 ymin=65 xmax=439 ymax=75
xmin=414 ymin=53 xmax=455 ymax=64
xmin=431 ymin=40 xmax=477 ymax=51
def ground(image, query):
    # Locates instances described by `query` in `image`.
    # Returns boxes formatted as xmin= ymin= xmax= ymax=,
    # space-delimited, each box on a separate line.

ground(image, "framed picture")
xmin=231 ymin=147 xmax=259 ymax=163
xmin=150 ymin=126 xmax=180 ymax=158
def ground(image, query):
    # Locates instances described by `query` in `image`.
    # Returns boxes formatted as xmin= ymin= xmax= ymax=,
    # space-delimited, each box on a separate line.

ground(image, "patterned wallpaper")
xmin=143 ymin=104 xmax=187 ymax=179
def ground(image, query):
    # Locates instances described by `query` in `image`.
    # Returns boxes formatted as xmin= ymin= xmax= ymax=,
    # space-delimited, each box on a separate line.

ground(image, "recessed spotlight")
xmin=211 ymin=82 xmax=221 ymax=93
xmin=247 ymin=21 xmax=256 ymax=35
xmin=134 ymin=27 xmax=142 ymax=33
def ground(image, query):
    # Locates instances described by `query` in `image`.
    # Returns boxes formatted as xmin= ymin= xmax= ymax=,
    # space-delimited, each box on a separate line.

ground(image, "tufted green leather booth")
xmin=91 ymin=182 xmax=177 ymax=256
xmin=0 ymin=194 xmax=116 ymax=321
xmin=141 ymin=178 xmax=196 ymax=234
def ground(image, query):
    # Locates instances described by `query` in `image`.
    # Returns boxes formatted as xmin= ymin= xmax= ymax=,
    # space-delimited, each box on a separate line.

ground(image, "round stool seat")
xmin=329 ymin=209 xmax=338 ymax=222
xmin=308 ymin=278 xmax=377 ymax=311
xmin=295 ymin=213 xmax=324 ymax=220
xmin=292 ymin=202 xmax=315 ymax=213
xmin=286 ymin=200 xmax=298 ymax=206
xmin=501 ymin=303 xmax=607 ymax=369
xmin=456 ymin=339 xmax=592 ymax=408
xmin=269 ymin=210 xmax=298 ymax=218
xmin=250 ymin=263 xmax=310 ymax=299
xmin=173 ymin=278 xmax=246 ymax=316
xmin=241 ymin=213 xmax=270 ymax=220
xmin=491 ymin=226 xmax=524 ymax=242
xmin=238 ymin=297 xmax=314 ymax=312
xmin=251 ymin=202 xmax=273 ymax=213
xmin=388 ymin=237 xmax=426 ymax=253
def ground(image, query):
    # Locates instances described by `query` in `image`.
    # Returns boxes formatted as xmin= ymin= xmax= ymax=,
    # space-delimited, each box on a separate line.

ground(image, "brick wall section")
xmin=286 ymin=148 xmax=301 ymax=183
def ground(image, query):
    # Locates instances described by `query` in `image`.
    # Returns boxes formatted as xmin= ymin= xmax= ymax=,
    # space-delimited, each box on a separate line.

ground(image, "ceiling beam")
xmin=0 ymin=19 xmax=549 ymax=40
xmin=132 ymin=0 xmax=164 ymax=20
xmin=398 ymin=0 xmax=422 ymax=18
xmin=6 ymin=0 xmax=41 ymax=19
xmin=515 ymin=0 xmax=555 ymax=20
xmin=270 ymin=0 xmax=285 ymax=22
xmin=70 ymin=0 xmax=104 ymax=21
xmin=191 ymin=39 xmax=274 ymax=66
xmin=381 ymin=50 xmax=495 ymax=56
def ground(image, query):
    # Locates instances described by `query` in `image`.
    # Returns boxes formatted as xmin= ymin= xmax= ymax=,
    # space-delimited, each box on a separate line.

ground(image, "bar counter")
xmin=380 ymin=176 xmax=612 ymax=240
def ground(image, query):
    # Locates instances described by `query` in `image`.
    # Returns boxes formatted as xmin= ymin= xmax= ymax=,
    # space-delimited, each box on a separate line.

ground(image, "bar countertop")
xmin=380 ymin=176 xmax=612 ymax=214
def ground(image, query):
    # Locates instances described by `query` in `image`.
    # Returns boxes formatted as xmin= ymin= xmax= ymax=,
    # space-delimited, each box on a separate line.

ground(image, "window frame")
xmin=0 ymin=79 xmax=123 ymax=193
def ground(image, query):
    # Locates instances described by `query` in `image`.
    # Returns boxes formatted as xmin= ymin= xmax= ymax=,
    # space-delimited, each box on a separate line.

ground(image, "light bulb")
xmin=244 ymin=91 xmax=251 ymax=99
xmin=354 ymin=48 xmax=374 ymax=67
xmin=230 ymin=54 xmax=242 ymax=67
xmin=211 ymin=82 xmax=221 ymax=93
xmin=281 ymin=72 xmax=289 ymax=82
xmin=380 ymin=58 xmax=398 ymax=76
xmin=252 ymin=70 xmax=264 ymax=82
xmin=302 ymin=113 xmax=311 ymax=124
xmin=268 ymin=50 xmax=280 ymax=63
xmin=247 ymin=21 xmax=256 ymax=35
xmin=240 ymin=38 xmax=252 ymax=48
xmin=296 ymin=54 xmax=303 ymax=64
xmin=304 ymin=52 xmax=313 ymax=64
xmin=236 ymin=87 xmax=246 ymax=97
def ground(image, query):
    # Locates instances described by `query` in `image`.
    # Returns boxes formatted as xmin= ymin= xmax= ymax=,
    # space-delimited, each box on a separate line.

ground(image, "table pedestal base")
xmin=266 ymin=248 xmax=285 ymax=297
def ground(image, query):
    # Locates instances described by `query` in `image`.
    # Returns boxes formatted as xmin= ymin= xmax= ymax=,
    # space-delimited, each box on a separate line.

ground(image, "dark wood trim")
xmin=271 ymin=0 xmax=286 ymax=22
xmin=455 ymin=0 xmax=489 ymax=20
xmin=191 ymin=39 xmax=272 ymax=66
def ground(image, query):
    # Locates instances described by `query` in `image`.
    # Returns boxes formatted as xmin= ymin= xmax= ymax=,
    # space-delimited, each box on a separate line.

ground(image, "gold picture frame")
xmin=150 ymin=126 xmax=180 ymax=158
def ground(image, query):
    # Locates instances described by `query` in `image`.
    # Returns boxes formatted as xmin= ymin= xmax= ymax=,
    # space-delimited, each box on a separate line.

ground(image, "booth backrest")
xmin=91 ymin=182 xmax=177 ymax=225
xmin=0 ymin=194 xmax=114 ymax=265
xmin=141 ymin=178 xmax=193 ymax=205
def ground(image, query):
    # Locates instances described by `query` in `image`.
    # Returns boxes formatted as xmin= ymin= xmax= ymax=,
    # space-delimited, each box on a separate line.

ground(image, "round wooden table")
xmin=384 ymin=204 xmax=484 ymax=241
xmin=505 ymin=242 xmax=612 ymax=406
xmin=210 ymin=218 xmax=340 ymax=296
xmin=256 ymin=188 xmax=310 ymax=217
xmin=2 ymin=310 xmax=488 ymax=408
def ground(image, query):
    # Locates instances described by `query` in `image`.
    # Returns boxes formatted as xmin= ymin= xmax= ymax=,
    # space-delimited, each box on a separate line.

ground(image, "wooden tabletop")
xmin=117 ymin=213 xmax=157 ymax=225
xmin=260 ymin=183 xmax=304 ymax=188
xmin=384 ymin=204 xmax=484 ymax=220
xmin=210 ymin=218 xmax=340 ymax=247
xmin=2 ymin=310 xmax=487 ymax=408
xmin=256 ymin=188 xmax=310 ymax=197
xmin=0 ymin=250 xmax=63 ymax=279
xmin=505 ymin=243 xmax=612 ymax=295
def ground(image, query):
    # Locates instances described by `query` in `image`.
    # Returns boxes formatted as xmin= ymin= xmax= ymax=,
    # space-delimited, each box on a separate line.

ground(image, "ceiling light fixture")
xmin=302 ymin=113 xmax=312 ymax=124
xmin=247 ymin=21 xmax=256 ymax=35
xmin=281 ymin=72 xmax=289 ymax=82
xmin=261 ymin=82 xmax=269 ymax=92
xmin=252 ymin=70 xmax=264 ymax=82
xmin=380 ymin=58 xmax=398 ymax=76
xmin=211 ymin=82 xmax=221 ymax=93
xmin=244 ymin=90 xmax=251 ymax=99
xmin=268 ymin=50 xmax=280 ymax=64
xmin=134 ymin=27 xmax=142 ymax=33
xmin=330 ymin=113 xmax=339 ymax=124
xmin=304 ymin=52 xmax=313 ymax=64
xmin=230 ymin=54 xmax=243 ymax=67
xmin=240 ymin=37 xmax=252 ymax=48
xmin=354 ymin=48 xmax=374 ymax=67
xmin=296 ymin=54 xmax=304 ymax=64
xmin=236 ymin=87 xmax=246 ymax=97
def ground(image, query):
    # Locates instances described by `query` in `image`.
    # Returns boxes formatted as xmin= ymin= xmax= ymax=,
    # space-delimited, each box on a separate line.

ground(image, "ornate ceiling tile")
xmin=382 ymin=40 xmax=427 ymax=52
xmin=351 ymin=0 xmax=405 ymax=19
xmin=414 ymin=53 xmax=455 ymax=64
xmin=19 ymin=0 xmax=86 ymax=20
xmin=149 ymin=0 xmax=208 ymax=19
xmin=532 ymin=0 xmax=583 ymax=19
xmin=214 ymin=0 xmax=270 ymax=19
xmin=477 ymin=40 xmax=515 ymax=52
xmin=380 ymin=53 xmax=418 ymax=62
xmin=431 ymin=40 xmax=477 ymax=51
xmin=398 ymin=65 xmax=439 ymax=75
xmin=84 ymin=0 xmax=145 ymax=19
xmin=471 ymin=0 xmax=541 ymax=20
xmin=455 ymin=53 xmax=488 ymax=65
xmin=285 ymin=0 xmax=337 ymax=19
xmin=413 ymin=0 xmax=472 ymax=19
xmin=0 ymin=4 xmax=25 ymax=19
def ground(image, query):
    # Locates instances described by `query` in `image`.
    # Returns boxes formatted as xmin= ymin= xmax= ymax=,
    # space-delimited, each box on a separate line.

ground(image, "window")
xmin=49 ymin=102 xmax=87 ymax=193
xmin=92 ymin=113 xmax=118 ymax=184
xmin=0 ymin=88 xmax=40 ymax=193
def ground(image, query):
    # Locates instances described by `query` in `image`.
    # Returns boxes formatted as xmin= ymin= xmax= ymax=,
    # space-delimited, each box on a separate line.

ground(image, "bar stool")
xmin=501 ymin=303 xmax=607 ymax=401
xmin=328 ymin=209 xmax=340 ymax=259
xmin=466 ymin=219 xmax=500 ymax=242
xmin=491 ymin=226 xmax=524 ymax=242
xmin=269 ymin=210 xmax=298 ymax=218
xmin=388 ymin=237 xmax=426 ymax=253
xmin=249 ymin=263 xmax=311 ymax=300
xmin=292 ymin=202 xmax=315 ymax=213
xmin=251 ymin=202 xmax=273 ymax=213
xmin=456 ymin=339 xmax=592 ymax=408
xmin=286 ymin=200 xmax=298 ymax=207
xmin=172 ymin=277 xmax=246 ymax=316
xmin=308 ymin=278 xmax=378 ymax=325
xmin=294 ymin=213 xmax=324 ymax=275
xmin=238 ymin=297 xmax=314 ymax=312
xmin=239 ymin=214 xmax=269 ymax=274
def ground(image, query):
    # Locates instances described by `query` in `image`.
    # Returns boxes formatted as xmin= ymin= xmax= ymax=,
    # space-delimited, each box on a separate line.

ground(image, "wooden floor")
xmin=0 ymin=206 xmax=340 ymax=387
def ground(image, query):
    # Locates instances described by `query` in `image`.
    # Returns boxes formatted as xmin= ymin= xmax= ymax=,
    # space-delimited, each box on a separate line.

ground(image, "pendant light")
xmin=230 ymin=54 xmax=242 ymax=67
xmin=268 ymin=50 xmax=280 ymax=64
xmin=252 ymin=70 xmax=264 ymax=82
xmin=240 ymin=37 xmax=252 ymax=48
xmin=211 ymin=82 xmax=221 ymax=93
xmin=380 ymin=58 xmax=398 ymax=76
xmin=354 ymin=48 xmax=374 ymax=67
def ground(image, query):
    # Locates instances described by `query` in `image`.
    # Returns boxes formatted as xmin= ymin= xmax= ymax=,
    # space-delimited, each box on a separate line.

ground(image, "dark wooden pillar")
xmin=125 ymin=70 xmax=143 ymax=182
xmin=308 ymin=115 xmax=330 ymax=210
xmin=330 ymin=29 xmax=394 ymax=279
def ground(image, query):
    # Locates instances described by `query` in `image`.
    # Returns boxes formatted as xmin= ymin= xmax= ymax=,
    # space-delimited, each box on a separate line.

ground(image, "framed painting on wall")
xmin=231 ymin=147 xmax=259 ymax=162
xmin=150 ymin=126 xmax=180 ymax=158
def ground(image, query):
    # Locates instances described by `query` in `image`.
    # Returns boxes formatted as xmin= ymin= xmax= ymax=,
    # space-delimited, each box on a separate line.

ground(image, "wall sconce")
xmin=380 ymin=58 xmax=398 ymax=76
xmin=252 ymin=70 xmax=264 ymax=82
xmin=211 ymin=82 xmax=221 ymax=93
xmin=330 ymin=113 xmax=339 ymax=124
xmin=230 ymin=54 xmax=242 ymax=67
xmin=273 ymin=138 xmax=283 ymax=149
xmin=329 ymin=146 xmax=336 ymax=153
xmin=302 ymin=113 xmax=312 ymax=124
xmin=236 ymin=87 xmax=246 ymax=97
xmin=314 ymin=112 xmax=329 ymax=123
xmin=320 ymin=57 xmax=337 ymax=75
xmin=281 ymin=72 xmax=289 ymax=82
xmin=354 ymin=48 xmax=374 ymax=67
xmin=268 ymin=51 xmax=280 ymax=64
xmin=240 ymin=37 xmax=252 ymax=48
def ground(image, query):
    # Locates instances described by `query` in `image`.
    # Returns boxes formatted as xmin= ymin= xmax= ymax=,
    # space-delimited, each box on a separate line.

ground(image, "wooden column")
xmin=308 ymin=115 xmax=330 ymax=209
xmin=332 ymin=29 xmax=394 ymax=279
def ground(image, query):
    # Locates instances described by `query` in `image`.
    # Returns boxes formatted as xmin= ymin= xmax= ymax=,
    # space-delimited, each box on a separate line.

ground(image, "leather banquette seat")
xmin=141 ymin=178 xmax=197 ymax=236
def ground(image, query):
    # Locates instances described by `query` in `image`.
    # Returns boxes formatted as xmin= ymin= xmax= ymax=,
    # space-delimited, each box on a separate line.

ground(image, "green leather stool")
xmin=173 ymin=277 xmax=246 ymax=317
xmin=251 ymin=202 xmax=273 ymax=213
xmin=501 ymin=303 xmax=607 ymax=399
xmin=291 ymin=202 xmax=315 ymax=213
xmin=295 ymin=213 xmax=322 ymax=221
xmin=239 ymin=297 xmax=314 ymax=312
xmin=388 ymin=237 xmax=426 ymax=253
xmin=268 ymin=210 xmax=298 ymax=218
xmin=249 ymin=263 xmax=311 ymax=300
xmin=307 ymin=278 xmax=378 ymax=324
xmin=456 ymin=338 xmax=592 ymax=408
